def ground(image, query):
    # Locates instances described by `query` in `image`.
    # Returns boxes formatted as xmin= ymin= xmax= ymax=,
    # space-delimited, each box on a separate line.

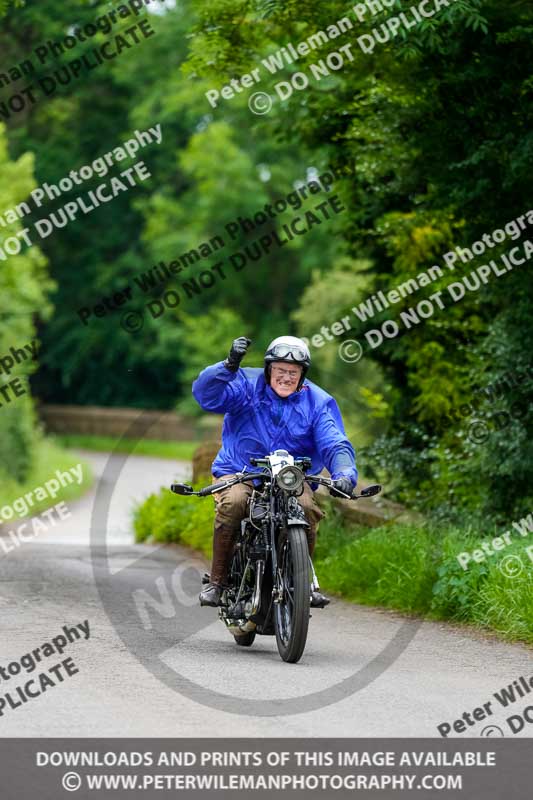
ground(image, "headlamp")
xmin=276 ymin=465 xmax=304 ymax=492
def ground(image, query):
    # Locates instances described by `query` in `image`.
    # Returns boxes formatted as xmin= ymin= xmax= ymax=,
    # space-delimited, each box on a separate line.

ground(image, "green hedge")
xmin=0 ymin=397 xmax=36 ymax=485
xmin=135 ymin=486 xmax=214 ymax=557
xmin=134 ymin=491 xmax=533 ymax=644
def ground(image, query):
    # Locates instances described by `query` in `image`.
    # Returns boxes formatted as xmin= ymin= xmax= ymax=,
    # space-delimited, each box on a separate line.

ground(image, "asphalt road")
xmin=0 ymin=450 xmax=531 ymax=737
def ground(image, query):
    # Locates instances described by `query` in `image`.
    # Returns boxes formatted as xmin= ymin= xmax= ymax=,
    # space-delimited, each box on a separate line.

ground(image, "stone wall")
xmin=39 ymin=404 xmax=222 ymax=442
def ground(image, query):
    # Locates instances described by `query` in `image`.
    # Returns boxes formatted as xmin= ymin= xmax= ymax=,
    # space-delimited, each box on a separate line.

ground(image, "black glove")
xmin=330 ymin=477 xmax=353 ymax=498
xmin=224 ymin=336 xmax=251 ymax=372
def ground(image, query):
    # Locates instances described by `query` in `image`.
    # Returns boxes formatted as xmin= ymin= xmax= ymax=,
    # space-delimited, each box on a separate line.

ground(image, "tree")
xmin=0 ymin=123 xmax=52 ymax=481
xmin=181 ymin=0 xmax=533 ymax=516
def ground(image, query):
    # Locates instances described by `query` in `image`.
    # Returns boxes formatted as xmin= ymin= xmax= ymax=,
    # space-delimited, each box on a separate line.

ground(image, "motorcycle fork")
xmin=271 ymin=489 xmax=289 ymax=604
xmin=273 ymin=492 xmax=319 ymax=594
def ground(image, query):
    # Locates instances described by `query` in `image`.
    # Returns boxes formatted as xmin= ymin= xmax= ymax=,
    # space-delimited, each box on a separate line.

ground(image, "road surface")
xmin=0 ymin=450 xmax=531 ymax=737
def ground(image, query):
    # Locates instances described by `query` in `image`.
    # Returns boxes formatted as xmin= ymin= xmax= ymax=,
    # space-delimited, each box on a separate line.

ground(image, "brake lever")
xmin=329 ymin=486 xmax=354 ymax=499
xmin=306 ymin=476 xmax=380 ymax=501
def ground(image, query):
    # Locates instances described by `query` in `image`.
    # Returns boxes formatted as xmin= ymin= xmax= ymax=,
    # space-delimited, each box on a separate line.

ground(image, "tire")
xmin=233 ymin=630 xmax=256 ymax=647
xmin=274 ymin=526 xmax=310 ymax=663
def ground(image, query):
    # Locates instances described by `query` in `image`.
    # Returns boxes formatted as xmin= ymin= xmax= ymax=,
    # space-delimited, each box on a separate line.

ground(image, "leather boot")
xmin=311 ymin=591 xmax=330 ymax=608
xmin=199 ymin=524 xmax=238 ymax=607
xmin=306 ymin=528 xmax=330 ymax=608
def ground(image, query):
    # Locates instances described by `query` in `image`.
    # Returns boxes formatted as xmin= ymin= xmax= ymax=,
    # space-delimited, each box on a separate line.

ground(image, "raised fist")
xmin=224 ymin=336 xmax=251 ymax=372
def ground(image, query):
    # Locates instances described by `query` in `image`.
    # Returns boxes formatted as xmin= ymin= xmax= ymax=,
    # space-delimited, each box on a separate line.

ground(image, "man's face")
xmin=270 ymin=362 xmax=303 ymax=398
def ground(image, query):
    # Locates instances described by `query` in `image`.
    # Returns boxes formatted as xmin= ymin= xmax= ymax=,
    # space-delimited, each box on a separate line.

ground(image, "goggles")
xmin=267 ymin=344 xmax=308 ymax=362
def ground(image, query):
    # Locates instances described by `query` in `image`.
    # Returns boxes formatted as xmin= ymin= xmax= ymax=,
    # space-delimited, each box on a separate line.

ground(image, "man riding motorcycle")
xmin=192 ymin=335 xmax=358 ymax=609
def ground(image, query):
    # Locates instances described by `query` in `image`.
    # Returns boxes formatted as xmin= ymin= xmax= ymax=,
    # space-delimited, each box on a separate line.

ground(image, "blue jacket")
xmin=192 ymin=362 xmax=358 ymax=487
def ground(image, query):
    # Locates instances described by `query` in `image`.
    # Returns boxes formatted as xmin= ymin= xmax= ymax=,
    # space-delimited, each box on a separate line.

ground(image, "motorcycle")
xmin=171 ymin=449 xmax=381 ymax=663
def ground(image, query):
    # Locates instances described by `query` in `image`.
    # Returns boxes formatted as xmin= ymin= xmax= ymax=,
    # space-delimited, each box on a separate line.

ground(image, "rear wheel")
xmin=228 ymin=545 xmax=257 ymax=647
xmin=233 ymin=630 xmax=256 ymax=647
xmin=274 ymin=526 xmax=310 ymax=663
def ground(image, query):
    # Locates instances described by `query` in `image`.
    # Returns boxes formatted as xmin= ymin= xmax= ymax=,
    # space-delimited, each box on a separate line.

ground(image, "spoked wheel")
xmin=227 ymin=547 xmax=257 ymax=647
xmin=274 ymin=526 xmax=310 ymax=663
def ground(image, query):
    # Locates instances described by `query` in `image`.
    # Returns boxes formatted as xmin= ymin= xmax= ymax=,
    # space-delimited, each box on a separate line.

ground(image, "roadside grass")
xmin=134 ymin=489 xmax=533 ymax=645
xmin=53 ymin=434 xmax=199 ymax=461
xmin=135 ymin=486 xmax=213 ymax=558
xmin=0 ymin=438 xmax=93 ymax=517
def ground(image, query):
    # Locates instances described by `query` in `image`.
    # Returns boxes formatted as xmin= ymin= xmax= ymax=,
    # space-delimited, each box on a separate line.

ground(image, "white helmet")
xmin=264 ymin=336 xmax=311 ymax=389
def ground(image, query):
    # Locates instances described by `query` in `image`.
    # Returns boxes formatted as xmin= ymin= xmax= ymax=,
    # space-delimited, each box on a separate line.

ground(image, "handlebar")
xmin=171 ymin=472 xmax=268 ymax=497
xmin=171 ymin=473 xmax=382 ymax=501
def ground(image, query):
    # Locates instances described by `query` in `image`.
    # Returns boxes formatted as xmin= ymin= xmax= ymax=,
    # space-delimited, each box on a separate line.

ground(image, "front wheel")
xmin=274 ymin=526 xmax=310 ymax=663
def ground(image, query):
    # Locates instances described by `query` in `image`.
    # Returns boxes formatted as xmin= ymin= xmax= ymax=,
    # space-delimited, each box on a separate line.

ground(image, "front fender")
xmin=286 ymin=516 xmax=309 ymax=527
xmin=279 ymin=496 xmax=308 ymax=527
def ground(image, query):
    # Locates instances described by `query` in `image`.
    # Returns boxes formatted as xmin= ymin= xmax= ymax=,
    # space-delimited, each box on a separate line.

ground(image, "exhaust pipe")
xmin=249 ymin=559 xmax=264 ymax=617
xmin=226 ymin=560 xmax=264 ymax=636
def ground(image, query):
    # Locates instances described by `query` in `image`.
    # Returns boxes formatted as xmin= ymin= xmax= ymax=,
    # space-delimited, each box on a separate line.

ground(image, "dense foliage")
xmin=1 ymin=0 xmax=531 ymax=518
xmin=0 ymin=123 xmax=51 ymax=481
